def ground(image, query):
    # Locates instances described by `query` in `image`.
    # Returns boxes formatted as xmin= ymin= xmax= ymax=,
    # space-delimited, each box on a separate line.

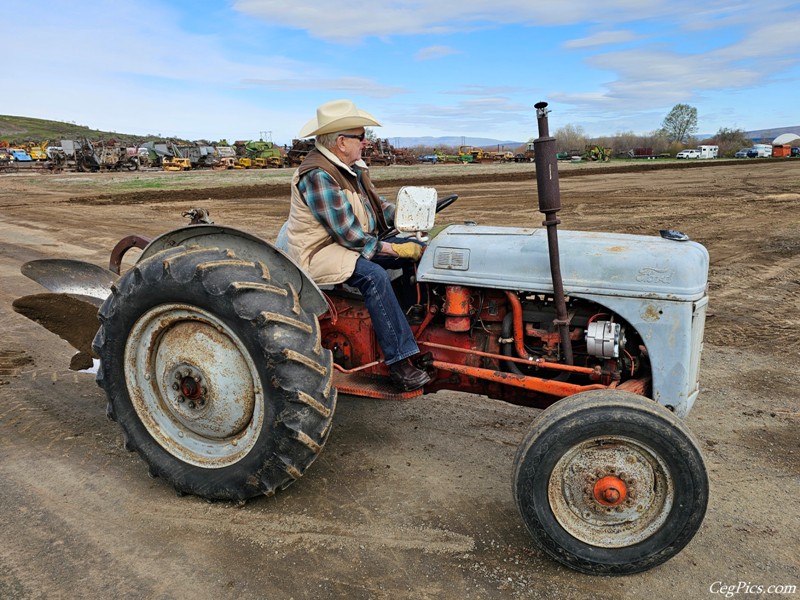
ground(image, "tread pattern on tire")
xmin=512 ymin=390 xmax=708 ymax=575
xmin=92 ymin=246 xmax=336 ymax=501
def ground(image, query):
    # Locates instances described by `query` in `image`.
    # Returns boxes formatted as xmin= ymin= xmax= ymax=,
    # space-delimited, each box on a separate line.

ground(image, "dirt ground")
xmin=1 ymin=160 xmax=798 ymax=599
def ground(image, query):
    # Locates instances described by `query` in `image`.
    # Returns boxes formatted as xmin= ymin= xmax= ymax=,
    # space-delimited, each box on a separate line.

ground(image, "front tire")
xmin=513 ymin=390 xmax=708 ymax=574
xmin=93 ymin=246 xmax=336 ymax=501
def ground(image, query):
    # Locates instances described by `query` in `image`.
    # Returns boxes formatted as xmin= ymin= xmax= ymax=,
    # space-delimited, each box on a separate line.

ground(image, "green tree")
xmin=659 ymin=104 xmax=698 ymax=144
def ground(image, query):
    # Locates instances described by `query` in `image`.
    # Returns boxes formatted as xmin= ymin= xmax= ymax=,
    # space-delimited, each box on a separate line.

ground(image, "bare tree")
xmin=659 ymin=104 xmax=698 ymax=144
xmin=547 ymin=124 xmax=587 ymax=153
xmin=705 ymin=127 xmax=751 ymax=157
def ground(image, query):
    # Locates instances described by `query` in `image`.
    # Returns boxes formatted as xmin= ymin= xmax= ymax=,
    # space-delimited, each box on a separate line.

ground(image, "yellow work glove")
xmin=391 ymin=242 xmax=424 ymax=261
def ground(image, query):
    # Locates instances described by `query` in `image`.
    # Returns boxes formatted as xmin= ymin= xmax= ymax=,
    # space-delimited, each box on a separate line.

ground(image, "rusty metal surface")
xmin=109 ymin=235 xmax=151 ymax=274
xmin=547 ymin=435 xmax=674 ymax=548
xmin=333 ymin=370 xmax=422 ymax=401
xmin=124 ymin=303 xmax=264 ymax=467
xmin=617 ymin=377 xmax=651 ymax=396
xmin=419 ymin=340 xmax=597 ymax=375
xmin=431 ymin=360 xmax=605 ymax=398
xmin=534 ymin=101 xmax=573 ymax=365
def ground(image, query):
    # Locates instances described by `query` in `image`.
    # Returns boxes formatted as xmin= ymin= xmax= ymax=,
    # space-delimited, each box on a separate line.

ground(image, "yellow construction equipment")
xmin=26 ymin=141 xmax=48 ymax=161
xmin=163 ymin=157 xmax=192 ymax=171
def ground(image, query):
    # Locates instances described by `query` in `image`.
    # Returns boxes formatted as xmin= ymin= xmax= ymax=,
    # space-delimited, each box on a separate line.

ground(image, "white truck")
xmin=751 ymin=144 xmax=772 ymax=158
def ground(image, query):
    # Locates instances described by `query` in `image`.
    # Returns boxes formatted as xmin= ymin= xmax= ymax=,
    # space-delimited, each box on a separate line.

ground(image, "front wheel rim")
xmin=547 ymin=435 xmax=674 ymax=548
xmin=124 ymin=303 xmax=265 ymax=468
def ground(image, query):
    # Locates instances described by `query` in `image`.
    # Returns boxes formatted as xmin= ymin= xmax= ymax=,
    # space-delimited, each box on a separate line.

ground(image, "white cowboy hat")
xmin=298 ymin=99 xmax=382 ymax=138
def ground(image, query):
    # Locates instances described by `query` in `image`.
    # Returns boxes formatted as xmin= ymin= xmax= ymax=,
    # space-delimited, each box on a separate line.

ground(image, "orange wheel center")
xmin=593 ymin=476 xmax=627 ymax=506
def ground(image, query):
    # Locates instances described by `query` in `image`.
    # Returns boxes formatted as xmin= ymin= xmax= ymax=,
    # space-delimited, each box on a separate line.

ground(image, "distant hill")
xmin=745 ymin=126 xmax=800 ymax=143
xmin=390 ymin=136 xmax=525 ymax=150
xmin=0 ymin=115 xmax=185 ymax=145
xmin=4 ymin=114 xmax=798 ymax=148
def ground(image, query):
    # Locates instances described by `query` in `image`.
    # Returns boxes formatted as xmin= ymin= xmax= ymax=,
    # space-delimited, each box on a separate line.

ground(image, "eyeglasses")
xmin=338 ymin=132 xmax=366 ymax=141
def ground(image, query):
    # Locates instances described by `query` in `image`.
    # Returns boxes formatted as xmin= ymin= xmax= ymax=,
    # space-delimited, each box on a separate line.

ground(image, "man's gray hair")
xmin=316 ymin=132 xmax=341 ymax=149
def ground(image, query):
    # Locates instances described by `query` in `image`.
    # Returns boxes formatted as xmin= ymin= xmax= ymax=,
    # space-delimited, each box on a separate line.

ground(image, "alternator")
xmin=586 ymin=321 xmax=621 ymax=358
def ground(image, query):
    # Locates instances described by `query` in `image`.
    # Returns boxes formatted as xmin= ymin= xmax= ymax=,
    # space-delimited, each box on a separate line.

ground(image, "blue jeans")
xmin=345 ymin=239 xmax=422 ymax=366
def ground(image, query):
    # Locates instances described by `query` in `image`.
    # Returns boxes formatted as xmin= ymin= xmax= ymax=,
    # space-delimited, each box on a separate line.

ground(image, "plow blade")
xmin=12 ymin=293 xmax=103 ymax=371
xmin=21 ymin=259 xmax=116 ymax=301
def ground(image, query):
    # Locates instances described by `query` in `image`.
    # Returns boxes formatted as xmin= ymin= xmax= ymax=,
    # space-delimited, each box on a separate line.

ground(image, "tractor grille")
xmin=433 ymin=247 xmax=470 ymax=271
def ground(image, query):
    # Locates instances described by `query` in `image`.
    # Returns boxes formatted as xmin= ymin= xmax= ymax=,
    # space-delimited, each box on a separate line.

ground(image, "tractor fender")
xmin=138 ymin=224 xmax=328 ymax=317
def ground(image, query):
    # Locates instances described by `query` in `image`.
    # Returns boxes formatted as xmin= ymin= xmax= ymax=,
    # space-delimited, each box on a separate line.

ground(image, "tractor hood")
xmin=418 ymin=225 xmax=709 ymax=301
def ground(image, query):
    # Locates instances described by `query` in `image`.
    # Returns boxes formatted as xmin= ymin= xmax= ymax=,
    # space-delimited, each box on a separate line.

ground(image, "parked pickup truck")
xmin=676 ymin=149 xmax=700 ymax=159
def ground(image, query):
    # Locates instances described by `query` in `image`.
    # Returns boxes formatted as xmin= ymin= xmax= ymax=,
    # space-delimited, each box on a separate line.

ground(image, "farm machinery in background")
xmin=284 ymin=138 xmax=315 ymax=166
xmin=25 ymin=141 xmax=49 ymax=161
xmin=554 ymin=145 xmax=614 ymax=162
xmin=60 ymin=138 xmax=139 ymax=172
xmin=285 ymin=137 xmax=418 ymax=167
xmin=627 ymin=147 xmax=657 ymax=160
xmin=233 ymin=139 xmax=285 ymax=169
xmin=445 ymin=146 xmax=518 ymax=164
xmin=155 ymin=143 xmax=220 ymax=171
xmin=362 ymin=138 xmax=418 ymax=166
xmin=0 ymin=138 xmax=137 ymax=173
xmin=145 ymin=142 xmax=242 ymax=171
xmin=514 ymin=142 xmax=536 ymax=162
xmin=583 ymin=145 xmax=613 ymax=162
xmin=12 ymin=101 xmax=710 ymax=576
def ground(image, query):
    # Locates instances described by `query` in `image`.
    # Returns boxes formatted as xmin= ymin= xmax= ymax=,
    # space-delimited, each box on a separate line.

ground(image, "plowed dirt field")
xmin=1 ymin=159 xmax=798 ymax=599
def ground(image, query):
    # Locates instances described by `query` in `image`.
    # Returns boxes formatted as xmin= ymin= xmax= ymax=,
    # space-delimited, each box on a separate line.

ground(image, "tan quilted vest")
xmin=285 ymin=148 xmax=386 ymax=285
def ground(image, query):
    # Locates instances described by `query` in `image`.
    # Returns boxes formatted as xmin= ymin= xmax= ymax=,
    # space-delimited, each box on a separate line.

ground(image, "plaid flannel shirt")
xmin=298 ymin=167 xmax=395 ymax=260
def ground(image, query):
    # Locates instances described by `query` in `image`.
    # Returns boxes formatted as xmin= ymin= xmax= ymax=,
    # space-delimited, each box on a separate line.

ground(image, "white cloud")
xmin=6 ymin=1 xmax=800 ymax=142
xmin=447 ymin=85 xmax=534 ymax=96
xmin=232 ymin=0 xmax=674 ymax=42
xmin=415 ymin=45 xmax=460 ymax=60
xmin=563 ymin=29 xmax=640 ymax=49
xmin=387 ymin=96 xmax=535 ymax=135
xmin=242 ymin=77 xmax=407 ymax=97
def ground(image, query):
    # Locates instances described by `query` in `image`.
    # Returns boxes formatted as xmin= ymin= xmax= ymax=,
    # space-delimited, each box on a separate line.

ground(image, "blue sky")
xmin=4 ymin=1 xmax=799 ymax=145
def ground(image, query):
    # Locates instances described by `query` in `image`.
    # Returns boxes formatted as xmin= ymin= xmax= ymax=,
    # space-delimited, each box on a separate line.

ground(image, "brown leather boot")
xmin=388 ymin=359 xmax=431 ymax=392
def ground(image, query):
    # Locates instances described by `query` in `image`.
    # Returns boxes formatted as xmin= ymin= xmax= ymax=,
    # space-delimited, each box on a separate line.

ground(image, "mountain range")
xmin=388 ymin=136 xmax=525 ymax=150
xmin=2 ymin=114 xmax=798 ymax=148
xmin=397 ymin=126 xmax=800 ymax=149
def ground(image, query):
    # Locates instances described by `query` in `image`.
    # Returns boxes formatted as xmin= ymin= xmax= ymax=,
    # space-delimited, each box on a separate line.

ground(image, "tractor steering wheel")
xmin=436 ymin=194 xmax=458 ymax=213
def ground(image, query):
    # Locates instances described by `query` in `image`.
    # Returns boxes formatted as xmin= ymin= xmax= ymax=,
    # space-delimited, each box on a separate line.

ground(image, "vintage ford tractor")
xmin=13 ymin=104 xmax=709 ymax=575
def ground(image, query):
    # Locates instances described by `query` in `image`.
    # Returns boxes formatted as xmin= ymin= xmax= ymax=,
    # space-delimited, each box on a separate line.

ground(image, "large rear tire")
xmin=513 ymin=390 xmax=708 ymax=574
xmin=92 ymin=246 xmax=336 ymax=501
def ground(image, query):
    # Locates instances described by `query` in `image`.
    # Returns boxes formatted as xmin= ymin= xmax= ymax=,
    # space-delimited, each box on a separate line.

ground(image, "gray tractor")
xmin=14 ymin=103 xmax=709 ymax=575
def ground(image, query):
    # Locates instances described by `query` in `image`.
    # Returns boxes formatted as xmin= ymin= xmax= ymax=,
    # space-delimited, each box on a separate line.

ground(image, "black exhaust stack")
xmin=533 ymin=102 xmax=574 ymax=365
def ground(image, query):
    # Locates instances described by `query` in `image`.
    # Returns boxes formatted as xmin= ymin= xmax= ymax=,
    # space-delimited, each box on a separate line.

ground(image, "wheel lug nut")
xmin=172 ymin=382 xmax=180 ymax=391
xmin=194 ymin=375 xmax=201 ymax=383
xmin=188 ymin=401 xmax=195 ymax=409
xmin=177 ymin=395 xmax=185 ymax=403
